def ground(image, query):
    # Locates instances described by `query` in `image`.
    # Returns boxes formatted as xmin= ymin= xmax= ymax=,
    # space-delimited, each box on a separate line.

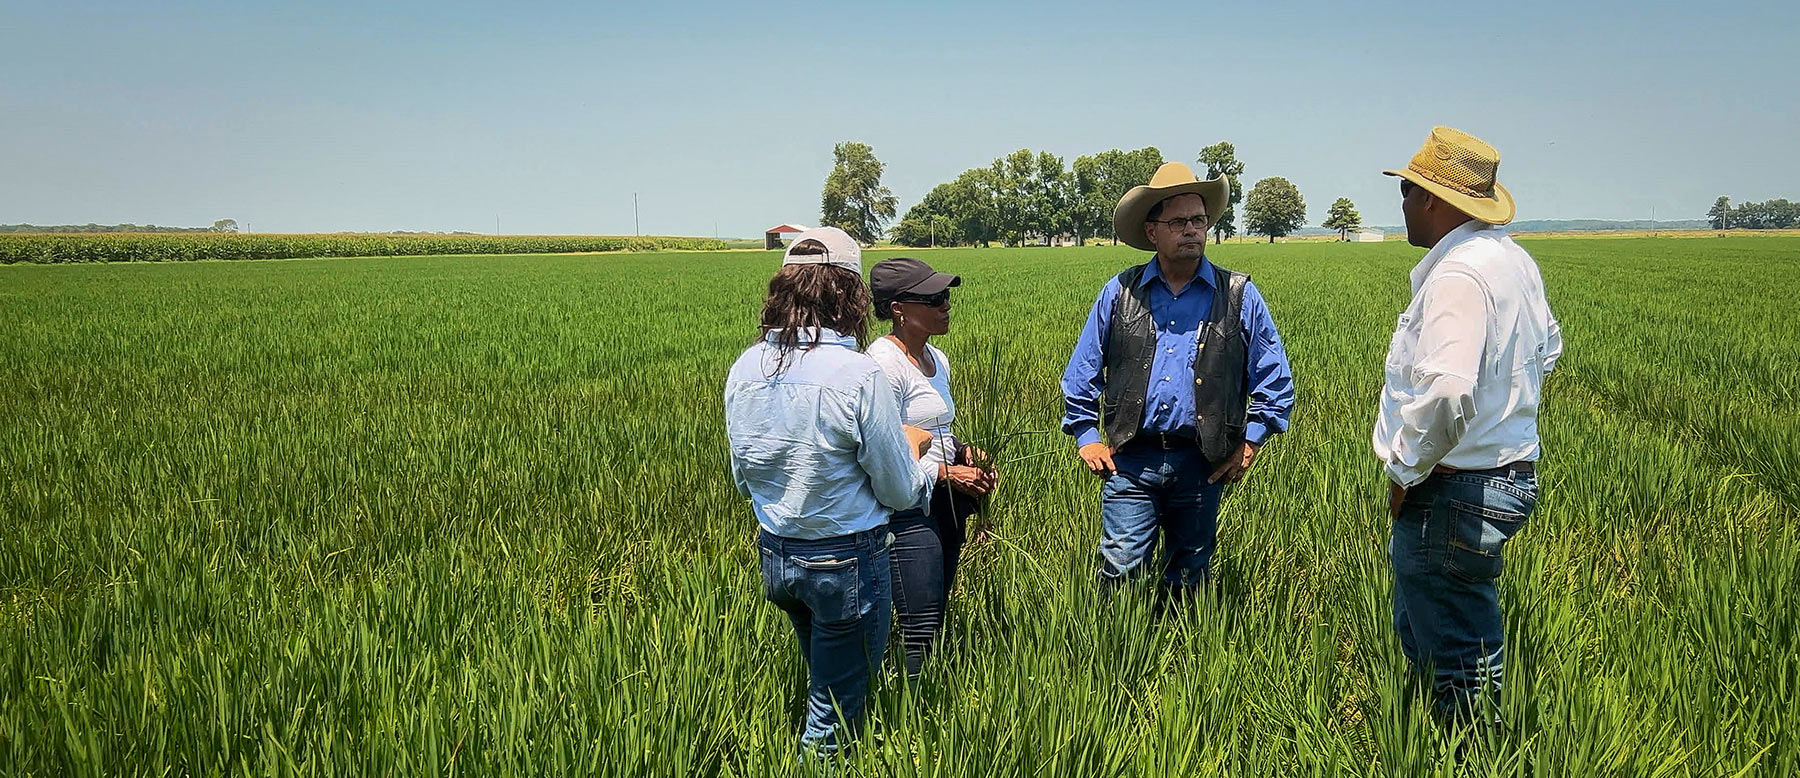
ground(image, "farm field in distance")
xmin=1 ymin=237 xmax=1795 ymax=776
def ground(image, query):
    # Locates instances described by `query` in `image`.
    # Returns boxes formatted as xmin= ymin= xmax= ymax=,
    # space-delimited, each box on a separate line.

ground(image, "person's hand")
xmin=958 ymin=444 xmax=991 ymax=469
xmin=1388 ymin=481 xmax=1406 ymax=519
xmin=1078 ymin=442 xmax=1116 ymax=477
xmin=902 ymin=425 xmax=933 ymax=459
xmin=944 ymin=464 xmax=995 ymax=497
xmin=1208 ymin=441 xmax=1261 ymax=484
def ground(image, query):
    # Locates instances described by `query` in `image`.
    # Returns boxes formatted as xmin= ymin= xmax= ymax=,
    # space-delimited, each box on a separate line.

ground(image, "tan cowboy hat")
xmin=1112 ymin=162 xmax=1230 ymax=251
xmin=1383 ymin=126 xmax=1515 ymax=225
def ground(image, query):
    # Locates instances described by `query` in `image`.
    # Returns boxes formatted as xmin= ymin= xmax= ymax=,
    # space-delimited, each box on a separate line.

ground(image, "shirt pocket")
xmin=1383 ymin=313 xmax=1415 ymax=380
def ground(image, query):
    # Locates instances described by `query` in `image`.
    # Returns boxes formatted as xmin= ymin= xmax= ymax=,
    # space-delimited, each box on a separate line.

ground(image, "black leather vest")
xmin=1101 ymin=260 xmax=1250 ymax=463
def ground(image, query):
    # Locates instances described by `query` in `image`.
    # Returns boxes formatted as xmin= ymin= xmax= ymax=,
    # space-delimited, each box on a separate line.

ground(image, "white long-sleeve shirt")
xmin=865 ymin=336 xmax=959 ymax=486
xmin=725 ymin=328 xmax=934 ymax=539
xmin=1373 ymin=220 xmax=1563 ymax=488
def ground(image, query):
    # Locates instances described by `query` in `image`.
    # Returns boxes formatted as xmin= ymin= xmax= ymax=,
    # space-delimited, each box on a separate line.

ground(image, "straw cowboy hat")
xmin=1383 ymin=126 xmax=1515 ymax=225
xmin=1112 ymin=162 xmax=1230 ymax=252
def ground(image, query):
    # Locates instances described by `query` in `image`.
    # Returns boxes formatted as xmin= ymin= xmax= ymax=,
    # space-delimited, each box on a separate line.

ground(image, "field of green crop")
xmin=1 ymin=237 xmax=1795 ymax=776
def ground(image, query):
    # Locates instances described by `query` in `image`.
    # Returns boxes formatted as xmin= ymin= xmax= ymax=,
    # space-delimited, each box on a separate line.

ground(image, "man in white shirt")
xmin=1375 ymin=127 xmax=1562 ymax=727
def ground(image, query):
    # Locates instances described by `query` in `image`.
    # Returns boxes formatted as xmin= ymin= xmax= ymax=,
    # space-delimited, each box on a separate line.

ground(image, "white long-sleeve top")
xmin=1373 ymin=220 xmax=1563 ymax=488
xmin=866 ymin=336 xmax=959 ymax=485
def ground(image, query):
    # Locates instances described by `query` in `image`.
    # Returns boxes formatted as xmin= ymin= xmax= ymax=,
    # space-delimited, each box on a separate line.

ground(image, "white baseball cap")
xmin=781 ymin=226 xmax=862 ymax=275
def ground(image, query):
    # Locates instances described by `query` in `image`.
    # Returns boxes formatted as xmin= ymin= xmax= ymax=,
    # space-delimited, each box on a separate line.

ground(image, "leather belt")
xmin=1132 ymin=432 xmax=1196 ymax=451
xmin=1432 ymin=460 xmax=1534 ymax=476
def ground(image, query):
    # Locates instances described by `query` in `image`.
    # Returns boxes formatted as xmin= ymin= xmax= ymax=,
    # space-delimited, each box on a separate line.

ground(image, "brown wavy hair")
xmin=758 ymin=242 xmax=870 ymax=374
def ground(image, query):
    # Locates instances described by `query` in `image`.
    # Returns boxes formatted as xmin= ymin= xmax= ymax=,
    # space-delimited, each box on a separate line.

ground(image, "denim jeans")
xmin=888 ymin=485 xmax=970 ymax=677
xmin=1389 ymin=467 xmax=1536 ymax=724
xmin=1098 ymin=444 xmax=1222 ymax=592
xmin=758 ymin=527 xmax=892 ymax=752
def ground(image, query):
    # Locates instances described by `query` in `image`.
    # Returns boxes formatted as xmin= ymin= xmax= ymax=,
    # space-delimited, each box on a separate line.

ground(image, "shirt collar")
xmin=1409 ymin=219 xmax=1490 ymax=294
xmin=764 ymin=327 xmax=856 ymax=348
xmin=1140 ymin=255 xmax=1217 ymax=291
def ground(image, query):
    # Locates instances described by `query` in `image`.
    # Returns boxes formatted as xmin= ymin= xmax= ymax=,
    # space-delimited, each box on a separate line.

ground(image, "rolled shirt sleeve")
xmin=1060 ymin=280 xmax=1119 ymax=449
xmin=856 ymin=367 xmax=934 ymax=511
xmin=1239 ymin=280 xmax=1294 ymax=446
xmin=1385 ymin=272 xmax=1487 ymax=487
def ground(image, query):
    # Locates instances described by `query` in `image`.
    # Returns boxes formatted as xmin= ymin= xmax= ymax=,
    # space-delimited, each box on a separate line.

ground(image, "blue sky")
xmin=3 ymin=0 xmax=1795 ymax=235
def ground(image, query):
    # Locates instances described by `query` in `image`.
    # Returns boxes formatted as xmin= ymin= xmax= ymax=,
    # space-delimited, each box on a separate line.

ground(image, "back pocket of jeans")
xmin=793 ymin=555 xmax=861 ymax=624
xmin=1445 ymin=498 xmax=1526 ymax=582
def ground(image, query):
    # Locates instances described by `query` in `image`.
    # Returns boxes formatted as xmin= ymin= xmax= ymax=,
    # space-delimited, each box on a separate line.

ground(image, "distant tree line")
xmin=819 ymin=141 xmax=1327 ymax=247
xmin=0 ymin=220 xmax=237 ymax=234
xmin=1708 ymin=196 xmax=1799 ymax=230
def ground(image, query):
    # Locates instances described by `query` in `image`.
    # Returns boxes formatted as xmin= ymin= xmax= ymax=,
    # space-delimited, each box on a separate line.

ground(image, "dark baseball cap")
xmin=869 ymin=257 xmax=961 ymax=300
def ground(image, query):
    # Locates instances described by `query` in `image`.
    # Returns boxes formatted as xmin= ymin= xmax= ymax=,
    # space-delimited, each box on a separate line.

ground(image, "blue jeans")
xmin=758 ymin=528 xmax=892 ymax=752
xmin=1098 ymin=444 xmax=1222 ymax=591
xmin=1389 ymin=467 xmax=1536 ymax=723
xmin=889 ymin=486 xmax=969 ymax=677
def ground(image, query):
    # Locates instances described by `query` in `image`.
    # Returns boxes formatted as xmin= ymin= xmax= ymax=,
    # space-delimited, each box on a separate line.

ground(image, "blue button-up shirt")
xmin=725 ymin=328 xmax=934 ymax=539
xmin=1061 ymin=257 xmax=1295 ymax=449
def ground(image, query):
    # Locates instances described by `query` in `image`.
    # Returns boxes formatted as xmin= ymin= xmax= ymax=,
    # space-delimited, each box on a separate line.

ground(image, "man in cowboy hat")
xmin=1060 ymin=162 xmax=1295 ymax=600
xmin=1376 ymin=127 xmax=1563 ymax=725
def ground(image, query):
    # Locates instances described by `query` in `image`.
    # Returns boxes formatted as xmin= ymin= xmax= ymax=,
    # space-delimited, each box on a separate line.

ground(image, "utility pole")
xmin=496 ymin=215 xmax=500 ymax=235
xmin=634 ymin=193 xmax=640 ymax=236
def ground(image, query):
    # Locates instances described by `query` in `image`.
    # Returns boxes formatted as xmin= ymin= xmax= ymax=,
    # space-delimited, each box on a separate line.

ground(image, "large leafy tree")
xmin=1322 ymin=197 xmax=1361 ymax=240
xmin=1071 ymin=147 xmax=1162 ymax=245
xmin=1708 ymin=196 xmax=1733 ymax=230
xmin=1197 ymin=141 xmax=1245 ymax=244
xmin=820 ymin=141 xmax=898 ymax=245
xmin=1244 ymin=177 xmax=1306 ymax=243
xmin=889 ymin=168 xmax=1000 ymax=247
xmin=1028 ymin=151 xmax=1073 ymax=246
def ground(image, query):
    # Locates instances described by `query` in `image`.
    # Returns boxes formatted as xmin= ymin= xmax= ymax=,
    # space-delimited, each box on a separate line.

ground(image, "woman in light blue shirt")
xmin=723 ymin=228 xmax=933 ymax=755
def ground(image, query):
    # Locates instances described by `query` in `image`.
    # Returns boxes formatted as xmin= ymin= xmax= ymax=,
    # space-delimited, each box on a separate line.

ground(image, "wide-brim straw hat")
xmin=1383 ymin=126 xmax=1515 ymax=225
xmin=1113 ymin=162 xmax=1230 ymax=252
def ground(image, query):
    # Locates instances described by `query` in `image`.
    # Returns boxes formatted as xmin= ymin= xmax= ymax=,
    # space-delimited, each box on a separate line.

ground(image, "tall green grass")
xmin=0 ymin=238 xmax=1794 ymax=776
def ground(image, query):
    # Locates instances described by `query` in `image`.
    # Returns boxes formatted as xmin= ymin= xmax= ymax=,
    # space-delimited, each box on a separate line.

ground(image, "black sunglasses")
xmin=1400 ymin=179 xmax=1418 ymax=197
xmin=894 ymin=290 xmax=951 ymax=308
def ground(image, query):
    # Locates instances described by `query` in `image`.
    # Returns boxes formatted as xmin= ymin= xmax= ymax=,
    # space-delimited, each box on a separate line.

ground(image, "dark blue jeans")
xmin=1390 ymin=467 xmax=1536 ymax=723
xmin=889 ymin=485 xmax=970 ymax=677
xmin=1098 ymin=444 xmax=1222 ymax=592
xmin=758 ymin=527 xmax=892 ymax=752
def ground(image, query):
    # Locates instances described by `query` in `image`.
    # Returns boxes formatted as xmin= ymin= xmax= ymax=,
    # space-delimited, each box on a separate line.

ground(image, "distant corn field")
xmin=0 ymin=233 xmax=728 ymax=263
xmin=0 ymin=238 xmax=1794 ymax=776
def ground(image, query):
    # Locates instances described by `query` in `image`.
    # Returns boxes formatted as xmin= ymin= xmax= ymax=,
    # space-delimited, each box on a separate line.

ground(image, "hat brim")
xmin=1112 ymin=175 xmax=1230 ymax=252
xmin=906 ymin=271 xmax=962 ymax=296
xmin=1383 ymin=168 xmax=1515 ymax=225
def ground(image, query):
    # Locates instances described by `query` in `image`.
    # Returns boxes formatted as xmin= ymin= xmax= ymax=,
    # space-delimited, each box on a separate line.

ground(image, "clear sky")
xmin=4 ymin=0 xmax=1795 ymax=235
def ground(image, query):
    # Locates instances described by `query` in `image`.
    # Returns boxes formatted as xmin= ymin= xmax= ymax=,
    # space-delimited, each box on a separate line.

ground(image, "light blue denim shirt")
xmin=725 ymin=327 xmax=933 ymax=539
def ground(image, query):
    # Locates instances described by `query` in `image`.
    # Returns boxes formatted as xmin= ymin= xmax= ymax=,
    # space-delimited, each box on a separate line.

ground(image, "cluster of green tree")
xmin=1708 ymin=196 xmax=1799 ymax=229
xmin=821 ymin=141 xmax=1376 ymax=247
xmin=873 ymin=146 xmax=1164 ymax=248
xmin=0 ymin=219 xmax=238 ymax=234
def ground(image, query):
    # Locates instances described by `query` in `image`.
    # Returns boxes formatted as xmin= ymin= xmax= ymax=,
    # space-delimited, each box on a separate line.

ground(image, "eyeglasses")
xmin=1400 ymin=179 xmax=1418 ymax=197
xmin=894 ymin=290 xmax=951 ymax=308
xmin=1149 ymin=215 xmax=1209 ymax=231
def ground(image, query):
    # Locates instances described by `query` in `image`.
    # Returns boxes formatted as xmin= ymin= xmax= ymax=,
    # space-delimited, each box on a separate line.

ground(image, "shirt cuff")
xmin=1245 ymin=421 xmax=1272 ymax=447
xmin=1386 ymin=461 xmax=1432 ymax=490
xmin=1072 ymin=424 xmax=1102 ymax=449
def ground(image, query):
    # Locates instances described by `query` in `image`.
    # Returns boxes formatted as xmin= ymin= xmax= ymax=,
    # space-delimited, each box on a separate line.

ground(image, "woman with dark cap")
xmin=724 ymin=228 xmax=934 ymax=755
xmin=866 ymin=256 xmax=999 ymax=677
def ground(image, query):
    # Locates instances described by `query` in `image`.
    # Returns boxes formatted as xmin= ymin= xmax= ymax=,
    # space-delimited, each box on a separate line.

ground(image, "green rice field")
xmin=1 ymin=237 xmax=1796 ymax=776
